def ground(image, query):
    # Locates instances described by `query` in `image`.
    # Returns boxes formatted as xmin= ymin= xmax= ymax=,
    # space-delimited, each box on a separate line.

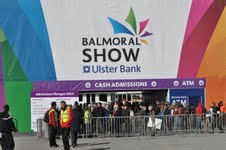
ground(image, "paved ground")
xmin=14 ymin=133 xmax=226 ymax=150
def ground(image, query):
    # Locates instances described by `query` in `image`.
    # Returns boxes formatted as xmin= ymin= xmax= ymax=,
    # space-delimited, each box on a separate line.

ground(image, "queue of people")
xmin=95 ymin=100 xmax=226 ymax=134
xmin=0 ymin=100 xmax=224 ymax=150
xmin=45 ymin=100 xmax=226 ymax=149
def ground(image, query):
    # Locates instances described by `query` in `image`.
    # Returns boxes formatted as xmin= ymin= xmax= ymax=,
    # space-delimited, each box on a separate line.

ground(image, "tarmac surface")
xmin=14 ymin=133 xmax=226 ymax=150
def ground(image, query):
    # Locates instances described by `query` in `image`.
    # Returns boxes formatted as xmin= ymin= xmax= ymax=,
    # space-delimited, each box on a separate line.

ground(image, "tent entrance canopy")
xmin=31 ymin=78 xmax=206 ymax=107
xmin=32 ymin=78 xmax=206 ymax=94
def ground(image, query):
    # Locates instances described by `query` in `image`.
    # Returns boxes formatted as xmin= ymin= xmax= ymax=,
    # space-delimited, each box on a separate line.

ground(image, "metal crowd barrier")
xmin=36 ymin=113 xmax=226 ymax=140
xmin=36 ymin=119 xmax=49 ymax=141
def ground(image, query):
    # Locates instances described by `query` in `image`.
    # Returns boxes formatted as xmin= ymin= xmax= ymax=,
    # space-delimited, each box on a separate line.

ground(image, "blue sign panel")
xmin=170 ymin=88 xmax=205 ymax=106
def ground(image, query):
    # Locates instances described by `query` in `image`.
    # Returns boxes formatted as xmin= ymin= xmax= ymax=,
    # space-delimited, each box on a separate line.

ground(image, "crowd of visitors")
xmin=75 ymin=100 xmax=226 ymax=118
xmin=45 ymin=100 xmax=226 ymax=150
xmin=82 ymin=100 xmax=226 ymax=135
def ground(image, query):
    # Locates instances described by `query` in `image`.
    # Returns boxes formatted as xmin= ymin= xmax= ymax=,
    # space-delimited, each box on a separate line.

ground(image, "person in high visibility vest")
xmin=60 ymin=101 xmax=72 ymax=150
xmin=48 ymin=102 xmax=59 ymax=148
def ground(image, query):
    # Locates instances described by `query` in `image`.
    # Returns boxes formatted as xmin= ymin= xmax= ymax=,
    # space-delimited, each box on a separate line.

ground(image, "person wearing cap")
xmin=60 ymin=101 xmax=72 ymax=150
xmin=71 ymin=101 xmax=82 ymax=147
xmin=0 ymin=104 xmax=17 ymax=150
xmin=48 ymin=102 xmax=59 ymax=148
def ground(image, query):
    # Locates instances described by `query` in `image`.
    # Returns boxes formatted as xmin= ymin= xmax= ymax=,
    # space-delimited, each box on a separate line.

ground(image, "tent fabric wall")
xmin=0 ymin=0 xmax=226 ymax=132
xmin=0 ymin=0 xmax=56 ymax=81
xmin=196 ymin=6 xmax=226 ymax=110
xmin=178 ymin=0 xmax=226 ymax=78
xmin=202 ymin=78 xmax=226 ymax=111
xmin=0 ymin=29 xmax=27 ymax=81
xmin=4 ymin=81 xmax=32 ymax=132
xmin=0 ymin=28 xmax=31 ymax=131
xmin=0 ymin=41 xmax=6 ymax=109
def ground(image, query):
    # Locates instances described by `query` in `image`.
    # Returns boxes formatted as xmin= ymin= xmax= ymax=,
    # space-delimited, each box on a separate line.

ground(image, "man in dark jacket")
xmin=122 ymin=103 xmax=130 ymax=116
xmin=71 ymin=102 xmax=82 ymax=147
xmin=155 ymin=101 xmax=161 ymax=115
xmin=217 ymin=102 xmax=223 ymax=131
xmin=95 ymin=103 xmax=106 ymax=134
xmin=210 ymin=102 xmax=218 ymax=132
xmin=95 ymin=103 xmax=105 ymax=117
xmin=0 ymin=104 xmax=17 ymax=150
xmin=122 ymin=103 xmax=130 ymax=135
xmin=190 ymin=104 xmax=196 ymax=114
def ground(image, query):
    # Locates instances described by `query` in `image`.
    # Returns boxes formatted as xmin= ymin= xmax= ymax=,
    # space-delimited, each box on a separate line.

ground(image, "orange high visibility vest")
xmin=48 ymin=108 xmax=57 ymax=127
xmin=49 ymin=108 xmax=55 ymax=122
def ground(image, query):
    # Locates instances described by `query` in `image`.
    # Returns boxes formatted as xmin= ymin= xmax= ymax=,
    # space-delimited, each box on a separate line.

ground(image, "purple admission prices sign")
xmin=31 ymin=91 xmax=79 ymax=98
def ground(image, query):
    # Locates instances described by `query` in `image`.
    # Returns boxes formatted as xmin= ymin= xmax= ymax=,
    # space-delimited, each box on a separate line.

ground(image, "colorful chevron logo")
xmin=108 ymin=7 xmax=153 ymax=45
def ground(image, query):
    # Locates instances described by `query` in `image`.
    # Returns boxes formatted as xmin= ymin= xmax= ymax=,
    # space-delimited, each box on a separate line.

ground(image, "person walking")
xmin=0 ymin=104 xmax=17 ymax=150
xmin=71 ymin=102 xmax=82 ymax=147
xmin=48 ymin=102 xmax=59 ymax=148
xmin=60 ymin=101 xmax=72 ymax=150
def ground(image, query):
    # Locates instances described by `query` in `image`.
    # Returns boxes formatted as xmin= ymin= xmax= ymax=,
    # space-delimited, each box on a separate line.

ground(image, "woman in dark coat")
xmin=71 ymin=102 xmax=82 ymax=147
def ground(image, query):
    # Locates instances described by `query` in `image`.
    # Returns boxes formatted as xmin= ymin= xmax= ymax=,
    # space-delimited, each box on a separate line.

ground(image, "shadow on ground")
xmin=77 ymin=142 xmax=110 ymax=147
xmin=88 ymin=148 xmax=111 ymax=150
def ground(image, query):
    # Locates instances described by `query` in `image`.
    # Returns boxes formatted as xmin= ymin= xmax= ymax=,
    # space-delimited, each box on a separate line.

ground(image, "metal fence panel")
xmin=36 ymin=113 xmax=226 ymax=140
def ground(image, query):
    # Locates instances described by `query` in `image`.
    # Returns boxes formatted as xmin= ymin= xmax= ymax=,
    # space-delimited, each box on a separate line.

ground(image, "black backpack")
xmin=43 ymin=110 xmax=50 ymax=123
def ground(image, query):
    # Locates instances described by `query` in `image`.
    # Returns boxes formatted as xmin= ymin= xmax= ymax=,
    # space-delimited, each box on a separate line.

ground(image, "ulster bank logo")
xmin=108 ymin=7 xmax=153 ymax=45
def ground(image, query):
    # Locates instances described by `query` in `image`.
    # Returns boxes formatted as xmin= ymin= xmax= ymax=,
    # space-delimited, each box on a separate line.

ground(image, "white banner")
xmin=31 ymin=97 xmax=78 ymax=131
xmin=41 ymin=0 xmax=192 ymax=80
